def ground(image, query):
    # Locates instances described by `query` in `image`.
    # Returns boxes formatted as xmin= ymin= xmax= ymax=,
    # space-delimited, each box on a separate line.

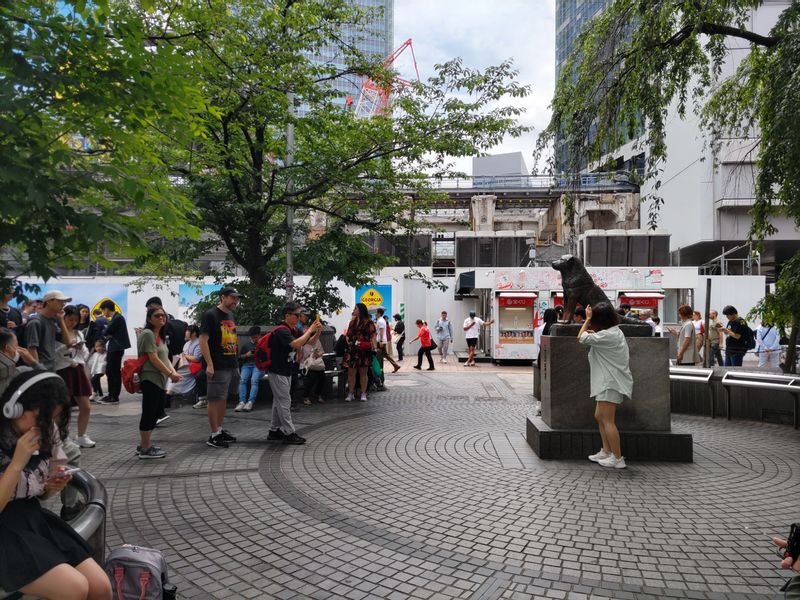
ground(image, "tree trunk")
xmin=784 ymin=319 xmax=798 ymax=374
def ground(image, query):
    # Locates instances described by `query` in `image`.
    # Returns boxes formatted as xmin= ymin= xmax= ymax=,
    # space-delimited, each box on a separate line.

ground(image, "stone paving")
xmin=74 ymin=364 xmax=798 ymax=600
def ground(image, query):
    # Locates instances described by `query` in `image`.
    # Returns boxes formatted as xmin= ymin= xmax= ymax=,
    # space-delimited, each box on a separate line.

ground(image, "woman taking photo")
xmin=342 ymin=303 xmax=376 ymax=403
xmin=410 ymin=319 xmax=435 ymax=371
xmin=137 ymin=307 xmax=181 ymax=459
xmin=577 ymin=302 xmax=633 ymax=469
xmin=58 ymin=305 xmax=95 ymax=449
xmin=0 ymin=371 xmax=112 ymax=600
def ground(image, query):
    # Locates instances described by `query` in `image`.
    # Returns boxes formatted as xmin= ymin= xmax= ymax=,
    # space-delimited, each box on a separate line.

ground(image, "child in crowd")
xmin=0 ymin=371 xmax=112 ymax=599
xmin=86 ymin=340 xmax=107 ymax=401
xmin=577 ymin=302 xmax=633 ymax=469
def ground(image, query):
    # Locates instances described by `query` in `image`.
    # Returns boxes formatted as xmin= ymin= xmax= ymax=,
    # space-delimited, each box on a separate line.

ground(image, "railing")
xmin=669 ymin=365 xmax=800 ymax=428
xmin=417 ymin=172 xmax=639 ymax=191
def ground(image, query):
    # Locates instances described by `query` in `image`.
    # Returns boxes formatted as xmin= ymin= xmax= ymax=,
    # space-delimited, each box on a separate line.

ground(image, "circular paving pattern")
xmin=81 ymin=372 xmax=796 ymax=599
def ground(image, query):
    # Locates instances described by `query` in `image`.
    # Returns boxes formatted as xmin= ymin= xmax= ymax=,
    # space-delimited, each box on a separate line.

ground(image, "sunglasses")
xmin=153 ymin=314 xmax=167 ymax=319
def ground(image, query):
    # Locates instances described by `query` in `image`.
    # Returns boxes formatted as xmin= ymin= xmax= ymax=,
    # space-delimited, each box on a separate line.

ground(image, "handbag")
xmin=358 ymin=340 xmax=372 ymax=351
xmin=188 ymin=361 xmax=202 ymax=376
xmin=370 ymin=355 xmax=383 ymax=378
xmin=302 ymin=355 xmax=325 ymax=372
xmin=429 ymin=339 xmax=437 ymax=350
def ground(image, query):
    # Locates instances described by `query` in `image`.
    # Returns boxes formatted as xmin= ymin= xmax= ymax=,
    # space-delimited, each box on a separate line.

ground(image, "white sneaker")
xmin=443 ymin=357 xmax=448 ymax=363
xmin=234 ymin=402 xmax=245 ymax=412
xmin=598 ymin=455 xmax=626 ymax=469
xmin=588 ymin=449 xmax=611 ymax=462
xmin=76 ymin=435 xmax=96 ymax=448
xmin=360 ymin=394 xmax=368 ymax=402
xmin=345 ymin=394 xmax=354 ymax=402
xmin=193 ymin=398 xmax=207 ymax=409
xmin=243 ymin=402 xmax=253 ymax=412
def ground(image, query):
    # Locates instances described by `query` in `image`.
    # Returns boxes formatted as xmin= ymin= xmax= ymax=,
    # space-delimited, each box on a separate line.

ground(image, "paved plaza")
xmin=77 ymin=362 xmax=797 ymax=600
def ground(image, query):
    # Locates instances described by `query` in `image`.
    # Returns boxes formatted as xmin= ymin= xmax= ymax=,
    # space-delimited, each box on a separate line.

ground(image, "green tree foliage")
xmin=750 ymin=254 xmax=800 ymax=373
xmin=538 ymin=0 xmax=799 ymax=239
xmin=0 ymin=1 xmax=206 ymax=289
xmin=127 ymin=0 xmax=528 ymax=297
xmin=539 ymin=1 xmax=800 ymax=370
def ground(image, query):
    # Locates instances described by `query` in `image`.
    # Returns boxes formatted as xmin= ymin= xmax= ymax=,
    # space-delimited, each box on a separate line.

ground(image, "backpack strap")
xmin=114 ymin=566 xmax=125 ymax=600
xmin=138 ymin=570 xmax=151 ymax=600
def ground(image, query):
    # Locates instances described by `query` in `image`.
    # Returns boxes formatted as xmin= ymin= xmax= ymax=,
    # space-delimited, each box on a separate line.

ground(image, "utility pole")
xmin=285 ymin=92 xmax=295 ymax=301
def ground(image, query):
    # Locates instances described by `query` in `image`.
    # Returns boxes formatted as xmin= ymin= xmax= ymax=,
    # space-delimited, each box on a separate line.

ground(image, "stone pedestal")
xmin=527 ymin=326 xmax=693 ymax=461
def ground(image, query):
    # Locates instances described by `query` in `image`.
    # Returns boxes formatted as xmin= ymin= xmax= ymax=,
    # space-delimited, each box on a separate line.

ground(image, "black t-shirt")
xmin=268 ymin=323 xmax=299 ymax=376
xmin=200 ymin=307 xmax=238 ymax=370
xmin=0 ymin=307 xmax=22 ymax=330
xmin=726 ymin=318 xmax=749 ymax=355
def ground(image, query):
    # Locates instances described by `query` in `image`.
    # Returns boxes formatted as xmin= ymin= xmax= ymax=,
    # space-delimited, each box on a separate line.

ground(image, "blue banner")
xmin=355 ymin=284 xmax=392 ymax=314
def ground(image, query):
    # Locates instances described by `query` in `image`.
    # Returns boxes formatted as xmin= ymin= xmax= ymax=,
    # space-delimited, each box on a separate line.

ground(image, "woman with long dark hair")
xmin=0 ymin=371 xmax=112 ymax=600
xmin=136 ymin=307 xmax=181 ymax=459
xmin=76 ymin=304 xmax=91 ymax=332
xmin=578 ymin=302 xmax=633 ymax=469
xmin=59 ymin=305 xmax=95 ymax=448
xmin=342 ymin=303 xmax=376 ymax=402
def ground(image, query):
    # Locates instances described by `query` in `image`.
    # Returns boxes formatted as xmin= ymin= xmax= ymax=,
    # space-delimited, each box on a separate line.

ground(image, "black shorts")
xmin=466 ymin=338 xmax=478 ymax=348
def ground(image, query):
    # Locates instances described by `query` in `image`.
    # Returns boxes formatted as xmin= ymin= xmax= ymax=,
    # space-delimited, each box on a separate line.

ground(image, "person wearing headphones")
xmin=0 ymin=370 xmax=111 ymax=599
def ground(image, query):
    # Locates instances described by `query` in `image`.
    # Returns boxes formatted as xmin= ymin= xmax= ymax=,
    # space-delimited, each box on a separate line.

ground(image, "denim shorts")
xmin=595 ymin=389 xmax=625 ymax=404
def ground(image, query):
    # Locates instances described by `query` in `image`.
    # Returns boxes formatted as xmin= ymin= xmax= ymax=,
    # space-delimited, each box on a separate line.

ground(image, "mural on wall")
xmin=14 ymin=283 xmax=128 ymax=316
xmin=179 ymin=284 xmax=223 ymax=308
xmin=355 ymin=285 xmax=392 ymax=314
xmin=493 ymin=267 xmax=665 ymax=292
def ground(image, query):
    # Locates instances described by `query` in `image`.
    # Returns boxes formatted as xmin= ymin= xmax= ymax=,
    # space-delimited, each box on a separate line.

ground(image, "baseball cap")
xmin=219 ymin=286 xmax=242 ymax=298
xmin=42 ymin=290 xmax=72 ymax=303
xmin=469 ymin=310 xmax=476 ymax=317
xmin=145 ymin=296 xmax=163 ymax=307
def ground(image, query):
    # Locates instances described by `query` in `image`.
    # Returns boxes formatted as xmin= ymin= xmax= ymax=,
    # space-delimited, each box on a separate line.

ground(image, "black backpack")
xmin=740 ymin=319 xmax=756 ymax=351
xmin=164 ymin=317 xmax=188 ymax=359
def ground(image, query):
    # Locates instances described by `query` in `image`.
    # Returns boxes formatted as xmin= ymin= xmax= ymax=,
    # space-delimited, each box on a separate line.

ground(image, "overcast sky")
xmin=393 ymin=0 xmax=556 ymax=175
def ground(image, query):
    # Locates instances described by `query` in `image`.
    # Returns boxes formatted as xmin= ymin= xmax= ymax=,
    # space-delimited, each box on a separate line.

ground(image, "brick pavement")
xmin=74 ymin=367 xmax=797 ymax=600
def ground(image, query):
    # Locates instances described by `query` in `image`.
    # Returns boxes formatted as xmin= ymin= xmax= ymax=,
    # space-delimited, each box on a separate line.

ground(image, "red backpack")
xmin=122 ymin=356 xmax=147 ymax=393
xmin=123 ymin=336 xmax=160 ymax=393
xmin=253 ymin=325 xmax=290 ymax=371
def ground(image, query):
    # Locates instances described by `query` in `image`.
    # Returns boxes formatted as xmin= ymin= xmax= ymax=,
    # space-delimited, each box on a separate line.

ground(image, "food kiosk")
xmin=494 ymin=292 xmax=537 ymax=359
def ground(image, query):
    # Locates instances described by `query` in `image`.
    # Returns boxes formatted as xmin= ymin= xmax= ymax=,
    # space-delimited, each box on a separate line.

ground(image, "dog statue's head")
xmin=551 ymin=254 xmax=576 ymax=273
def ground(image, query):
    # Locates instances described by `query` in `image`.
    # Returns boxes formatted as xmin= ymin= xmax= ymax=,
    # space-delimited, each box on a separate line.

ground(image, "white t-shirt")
xmin=463 ymin=317 xmax=484 ymax=339
xmin=376 ymin=317 xmax=388 ymax=344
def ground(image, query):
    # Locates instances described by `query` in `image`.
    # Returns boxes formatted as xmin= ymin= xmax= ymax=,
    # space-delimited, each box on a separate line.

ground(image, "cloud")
xmin=393 ymin=0 xmax=555 ymax=174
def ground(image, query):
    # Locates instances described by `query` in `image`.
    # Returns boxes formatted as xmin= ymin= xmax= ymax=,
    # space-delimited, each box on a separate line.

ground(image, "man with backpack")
xmin=263 ymin=302 xmax=321 ymax=445
xmin=719 ymin=305 xmax=755 ymax=367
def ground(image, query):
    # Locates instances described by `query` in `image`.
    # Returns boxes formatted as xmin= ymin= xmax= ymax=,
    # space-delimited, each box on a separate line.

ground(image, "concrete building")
xmin=557 ymin=0 xmax=799 ymax=282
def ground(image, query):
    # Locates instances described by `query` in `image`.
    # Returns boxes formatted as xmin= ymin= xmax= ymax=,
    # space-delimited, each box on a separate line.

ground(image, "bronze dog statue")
xmin=551 ymin=254 xmax=610 ymax=322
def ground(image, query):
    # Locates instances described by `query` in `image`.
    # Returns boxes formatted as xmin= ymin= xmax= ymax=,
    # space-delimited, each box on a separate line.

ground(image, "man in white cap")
xmin=22 ymin=290 xmax=73 ymax=371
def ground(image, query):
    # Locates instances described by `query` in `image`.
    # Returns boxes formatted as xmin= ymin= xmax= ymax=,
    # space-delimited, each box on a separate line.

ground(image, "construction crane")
xmin=353 ymin=38 xmax=420 ymax=119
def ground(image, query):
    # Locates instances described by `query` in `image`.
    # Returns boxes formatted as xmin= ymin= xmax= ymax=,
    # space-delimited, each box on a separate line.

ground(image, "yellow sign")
xmin=91 ymin=297 xmax=121 ymax=317
xmin=359 ymin=287 xmax=384 ymax=308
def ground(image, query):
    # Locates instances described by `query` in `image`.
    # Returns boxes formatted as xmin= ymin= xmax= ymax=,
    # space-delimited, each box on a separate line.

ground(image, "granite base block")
xmin=526 ymin=417 xmax=693 ymax=462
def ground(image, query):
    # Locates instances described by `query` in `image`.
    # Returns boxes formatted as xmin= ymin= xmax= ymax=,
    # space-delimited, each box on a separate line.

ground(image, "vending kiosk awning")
xmin=455 ymin=271 xmax=476 ymax=296
xmin=620 ymin=291 xmax=665 ymax=299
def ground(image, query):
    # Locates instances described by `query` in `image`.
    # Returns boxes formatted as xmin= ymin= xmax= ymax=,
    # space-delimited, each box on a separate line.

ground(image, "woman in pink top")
xmin=409 ymin=319 xmax=435 ymax=371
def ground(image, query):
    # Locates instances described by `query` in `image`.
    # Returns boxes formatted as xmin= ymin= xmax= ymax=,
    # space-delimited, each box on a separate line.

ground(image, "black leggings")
xmin=90 ymin=374 xmax=103 ymax=396
xmin=416 ymin=346 xmax=434 ymax=369
xmin=303 ymin=370 xmax=325 ymax=399
xmin=106 ymin=350 xmax=124 ymax=399
xmin=140 ymin=380 xmax=165 ymax=432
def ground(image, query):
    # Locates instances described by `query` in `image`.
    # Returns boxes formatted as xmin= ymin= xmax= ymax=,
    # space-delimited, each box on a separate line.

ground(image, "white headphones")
xmin=3 ymin=372 xmax=63 ymax=419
